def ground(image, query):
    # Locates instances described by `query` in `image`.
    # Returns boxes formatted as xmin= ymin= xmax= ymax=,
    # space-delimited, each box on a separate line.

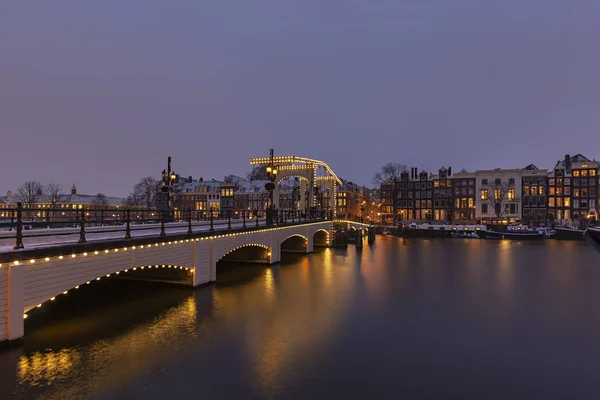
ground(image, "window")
xmin=416 ymin=200 xmax=421 ymax=208
xmin=564 ymin=178 xmax=571 ymax=185
xmin=582 ymin=188 xmax=588 ymax=197
xmin=468 ymin=198 xmax=474 ymax=208
xmin=590 ymin=169 xmax=597 ymax=176
xmin=573 ymin=199 xmax=579 ymax=209
xmin=574 ymin=179 xmax=580 ymax=186
xmin=549 ymin=197 xmax=555 ymax=207
xmin=468 ymin=180 xmax=474 ymax=186
xmin=509 ymin=178 xmax=515 ymax=185
xmin=556 ymin=197 xmax=563 ymax=207
xmin=481 ymin=189 xmax=488 ymax=199
xmin=549 ymin=178 xmax=555 ymax=186
xmin=591 ymin=187 xmax=596 ymax=197
xmin=455 ymin=198 xmax=460 ymax=208
xmin=509 ymin=204 xmax=516 ymax=214
xmin=415 ymin=183 xmax=420 ymax=190
xmin=573 ymin=188 xmax=580 ymax=197
xmin=564 ymin=197 xmax=570 ymax=207
xmin=434 ymin=181 xmax=439 ymax=187
xmin=427 ymin=182 xmax=432 ymax=189
xmin=582 ymin=170 xmax=588 ymax=177
xmin=524 ymin=185 xmax=530 ymax=195
xmin=582 ymin=179 xmax=589 ymax=186
xmin=494 ymin=189 xmax=501 ymax=200
xmin=564 ymin=187 xmax=570 ymax=196
xmin=495 ymin=178 xmax=501 ymax=185
xmin=573 ymin=170 xmax=580 ymax=177
xmin=556 ymin=187 xmax=563 ymax=195
xmin=481 ymin=179 xmax=488 ymax=185
xmin=591 ymin=199 xmax=596 ymax=209
xmin=508 ymin=189 xmax=515 ymax=200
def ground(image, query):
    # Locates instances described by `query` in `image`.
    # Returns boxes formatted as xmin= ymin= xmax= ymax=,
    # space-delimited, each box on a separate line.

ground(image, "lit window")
xmin=494 ymin=189 xmax=501 ymax=200
xmin=480 ymin=189 xmax=488 ymax=199
xmin=573 ymin=170 xmax=580 ymax=177
xmin=524 ymin=185 xmax=530 ymax=195
xmin=539 ymin=186 xmax=544 ymax=195
xmin=468 ymin=198 xmax=474 ymax=208
xmin=581 ymin=170 xmax=588 ymax=177
xmin=508 ymin=189 xmax=515 ymax=200
xmin=574 ymin=188 xmax=580 ymax=197
xmin=590 ymin=169 xmax=597 ymax=177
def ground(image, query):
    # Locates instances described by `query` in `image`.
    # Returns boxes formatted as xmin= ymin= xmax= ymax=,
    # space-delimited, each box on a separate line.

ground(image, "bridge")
xmin=0 ymin=153 xmax=374 ymax=344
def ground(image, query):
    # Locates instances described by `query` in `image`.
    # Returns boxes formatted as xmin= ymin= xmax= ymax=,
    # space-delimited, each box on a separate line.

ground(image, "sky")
xmin=1 ymin=1 xmax=600 ymax=197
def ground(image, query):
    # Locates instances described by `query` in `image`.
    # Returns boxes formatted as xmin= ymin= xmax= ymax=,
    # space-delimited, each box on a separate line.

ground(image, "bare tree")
xmin=483 ymin=185 xmax=510 ymax=218
xmin=45 ymin=183 xmax=64 ymax=207
xmin=15 ymin=181 xmax=43 ymax=209
xmin=132 ymin=177 xmax=161 ymax=209
xmin=372 ymin=162 xmax=408 ymax=224
xmin=123 ymin=193 xmax=141 ymax=207
xmin=247 ymin=165 xmax=268 ymax=181
xmin=92 ymin=193 xmax=109 ymax=208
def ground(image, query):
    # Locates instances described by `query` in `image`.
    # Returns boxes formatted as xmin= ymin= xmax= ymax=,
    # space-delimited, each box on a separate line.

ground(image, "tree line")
xmin=11 ymin=181 xmax=109 ymax=208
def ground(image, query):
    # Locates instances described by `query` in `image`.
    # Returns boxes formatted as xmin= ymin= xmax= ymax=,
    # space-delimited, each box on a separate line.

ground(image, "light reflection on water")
xmin=2 ymin=238 xmax=600 ymax=399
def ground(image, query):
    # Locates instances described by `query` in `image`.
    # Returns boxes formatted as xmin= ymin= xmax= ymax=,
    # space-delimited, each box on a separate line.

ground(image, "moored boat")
xmin=402 ymin=223 xmax=485 ymax=238
xmin=553 ymin=226 xmax=584 ymax=241
xmin=450 ymin=231 xmax=479 ymax=239
xmin=478 ymin=223 xmax=545 ymax=240
xmin=584 ymin=227 xmax=600 ymax=254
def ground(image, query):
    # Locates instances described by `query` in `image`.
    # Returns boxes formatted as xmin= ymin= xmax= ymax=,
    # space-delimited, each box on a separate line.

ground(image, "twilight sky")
xmin=2 ymin=1 xmax=600 ymax=197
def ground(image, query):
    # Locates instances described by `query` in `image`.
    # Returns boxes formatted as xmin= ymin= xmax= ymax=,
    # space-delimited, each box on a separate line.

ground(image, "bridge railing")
xmin=0 ymin=203 xmax=334 ymax=252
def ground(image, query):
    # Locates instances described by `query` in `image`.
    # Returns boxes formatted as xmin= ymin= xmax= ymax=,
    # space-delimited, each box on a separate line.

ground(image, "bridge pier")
xmin=7 ymin=265 xmax=24 ymax=342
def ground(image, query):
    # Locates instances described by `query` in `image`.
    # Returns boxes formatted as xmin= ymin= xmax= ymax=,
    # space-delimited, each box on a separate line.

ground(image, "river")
xmin=2 ymin=237 xmax=600 ymax=399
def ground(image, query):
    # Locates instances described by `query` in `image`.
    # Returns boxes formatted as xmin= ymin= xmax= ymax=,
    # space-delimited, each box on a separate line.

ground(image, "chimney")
xmin=448 ymin=166 xmax=452 ymax=176
xmin=71 ymin=184 xmax=77 ymax=195
xmin=6 ymin=190 xmax=12 ymax=197
xmin=188 ymin=176 xmax=193 ymax=183
xmin=564 ymin=154 xmax=571 ymax=172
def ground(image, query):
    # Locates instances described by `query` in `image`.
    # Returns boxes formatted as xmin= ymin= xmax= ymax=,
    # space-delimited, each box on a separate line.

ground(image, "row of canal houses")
xmin=379 ymin=154 xmax=600 ymax=228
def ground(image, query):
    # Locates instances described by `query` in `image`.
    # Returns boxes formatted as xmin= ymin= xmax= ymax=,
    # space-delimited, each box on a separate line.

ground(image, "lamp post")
xmin=360 ymin=201 xmax=365 ymax=223
xmin=161 ymin=156 xmax=177 ymax=220
xmin=265 ymin=149 xmax=278 ymax=226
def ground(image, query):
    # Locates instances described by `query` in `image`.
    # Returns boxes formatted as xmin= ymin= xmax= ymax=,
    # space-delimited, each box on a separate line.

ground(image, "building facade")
xmin=475 ymin=169 xmax=523 ymax=226
xmin=452 ymin=170 xmax=476 ymax=224
xmin=521 ymin=165 xmax=548 ymax=227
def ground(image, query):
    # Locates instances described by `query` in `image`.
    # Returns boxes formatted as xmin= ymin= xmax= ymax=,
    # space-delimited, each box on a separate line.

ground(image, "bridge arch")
xmin=217 ymin=243 xmax=271 ymax=264
xmin=280 ymin=234 xmax=309 ymax=253
xmin=313 ymin=229 xmax=330 ymax=247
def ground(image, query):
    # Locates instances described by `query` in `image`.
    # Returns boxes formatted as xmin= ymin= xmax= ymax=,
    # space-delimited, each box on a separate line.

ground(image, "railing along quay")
xmin=0 ymin=203 xmax=333 ymax=252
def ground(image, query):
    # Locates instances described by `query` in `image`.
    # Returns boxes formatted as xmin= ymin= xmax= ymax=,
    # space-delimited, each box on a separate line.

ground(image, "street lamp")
xmin=265 ymin=149 xmax=278 ymax=226
xmin=161 ymin=156 xmax=176 ymax=219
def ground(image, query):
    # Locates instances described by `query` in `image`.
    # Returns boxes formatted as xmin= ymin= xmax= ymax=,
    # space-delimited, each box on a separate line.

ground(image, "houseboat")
xmin=402 ymin=223 xmax=485 ymax=238
xmin=478 ymin=223 xmax=545 ymax=240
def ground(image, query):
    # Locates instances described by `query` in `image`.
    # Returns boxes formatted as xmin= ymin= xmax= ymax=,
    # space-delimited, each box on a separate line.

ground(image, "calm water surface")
xmin=2 ymin=237 xmax=600 ymax=399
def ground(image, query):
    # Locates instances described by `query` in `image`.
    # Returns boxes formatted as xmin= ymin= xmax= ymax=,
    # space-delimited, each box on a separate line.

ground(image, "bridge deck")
xmin=0 ymin=219 xmax=267 ymax=254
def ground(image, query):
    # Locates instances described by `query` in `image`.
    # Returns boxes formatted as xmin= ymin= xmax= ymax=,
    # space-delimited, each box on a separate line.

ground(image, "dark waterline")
xmin=2 ymin=238 xmax=600 ymax=399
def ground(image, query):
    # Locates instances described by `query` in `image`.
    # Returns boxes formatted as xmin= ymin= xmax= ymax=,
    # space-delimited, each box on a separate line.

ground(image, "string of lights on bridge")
xmin=22 ymin=263 xmax=193 ymax=319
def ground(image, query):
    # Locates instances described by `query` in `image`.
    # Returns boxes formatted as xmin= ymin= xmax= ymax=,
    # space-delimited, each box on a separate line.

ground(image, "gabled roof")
xmin=523 ymin=164 xmax=539 ymax=170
